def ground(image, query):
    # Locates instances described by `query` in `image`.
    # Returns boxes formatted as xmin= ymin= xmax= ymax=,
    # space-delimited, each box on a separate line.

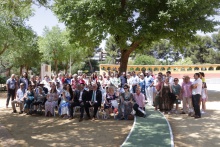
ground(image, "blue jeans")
xmin=192 ymin=94 xmax=201 ymax=117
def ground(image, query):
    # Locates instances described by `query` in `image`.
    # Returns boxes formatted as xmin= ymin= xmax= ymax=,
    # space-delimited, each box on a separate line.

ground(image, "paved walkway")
xmin=122 ymin=105 xmax=173 ymax=147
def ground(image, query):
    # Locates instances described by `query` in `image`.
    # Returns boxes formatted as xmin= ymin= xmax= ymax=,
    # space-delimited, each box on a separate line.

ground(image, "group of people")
xmin=6 ymin=70 xmax=208 ymax=121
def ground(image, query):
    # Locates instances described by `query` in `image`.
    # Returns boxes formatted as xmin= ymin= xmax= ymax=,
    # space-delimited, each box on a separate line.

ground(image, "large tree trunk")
xmin=64 ymin=63 xmax=68 ymax=74
xmin=119 ymin=50 xmax=130 ymax=74
xmin=54 ymin=60 xmax=58 ymax=74
xmin=20 ymin=65 xmax=23 ymax=76
xmin=119 ymin=41 xmax=141 ymax=75
xmin=88 ymin=59 xmax=93 ymax=73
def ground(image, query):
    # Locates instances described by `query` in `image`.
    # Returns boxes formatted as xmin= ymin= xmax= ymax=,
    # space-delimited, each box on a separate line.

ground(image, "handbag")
xmin=111 ymin=100 xmax=118 ymax=108
xmin=127 ymin=114 xmax=134 ymax=120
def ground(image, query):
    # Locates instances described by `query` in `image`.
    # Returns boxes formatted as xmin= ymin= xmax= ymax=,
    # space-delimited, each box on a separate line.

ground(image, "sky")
xmin=27 ymin=5 xmax=220 ymax=48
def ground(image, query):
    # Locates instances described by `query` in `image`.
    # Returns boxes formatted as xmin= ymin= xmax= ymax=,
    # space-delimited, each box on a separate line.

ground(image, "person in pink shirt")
xmin=133 ymin=87 xmax=146 ymax=117
xmin=181 ymin=76 xmax=193 ymax=115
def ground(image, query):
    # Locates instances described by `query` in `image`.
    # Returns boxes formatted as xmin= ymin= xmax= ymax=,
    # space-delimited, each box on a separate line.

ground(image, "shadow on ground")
xmin=0 ymin=106 xmax=132 ymax=147
xmin=167 ymin=90 xmax=220 ymax=147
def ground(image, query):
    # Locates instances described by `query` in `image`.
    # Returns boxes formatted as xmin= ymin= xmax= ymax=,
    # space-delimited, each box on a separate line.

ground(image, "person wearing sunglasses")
xmin=118 ymin=84 xmax=134 ymax=120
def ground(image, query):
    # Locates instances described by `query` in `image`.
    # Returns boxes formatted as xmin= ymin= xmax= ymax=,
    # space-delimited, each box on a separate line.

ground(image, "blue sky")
xmin=27 ymin=5 xmax=65 ymax=36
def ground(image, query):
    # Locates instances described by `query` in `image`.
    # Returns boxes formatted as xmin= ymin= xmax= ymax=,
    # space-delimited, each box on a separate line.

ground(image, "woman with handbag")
xmin=117 ymin=84 xmax=134 ymax=120
xmin=104 ymin=86 xmax=118 ymax=119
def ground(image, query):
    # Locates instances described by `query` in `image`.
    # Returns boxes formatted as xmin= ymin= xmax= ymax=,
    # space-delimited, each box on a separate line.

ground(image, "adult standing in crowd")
xmin=181 ymin=76 xmax=193 ymax=115
xmin=166 ymin=71 xmax=174 ymax=85
xmin=19 ymin=72 xmax=30 ymax=90
xmin=57 ymin=73 xmax=63 ymax=89
xmin=145 ymin=71 xmax=154 ymax=105
xmin=6 ymin=74 xmax=17 ymax=108
xmin=71 ymin=74 xmax=79 ymax=91
xmin=120 ymin=72 xmax=127 ymax=88
xmin=131 ymin=71 xmax=139 ymax=93
xmin=154 ymin=75 xmax=163 ymax=111
xmin=191 ymin=73 xmax=202 ymax=119
xmin=138 ymin=73 xmax=146 ymax=96
xmin=64 ymin=74 xmax=72 ymax=85
xmin=160 ymin=77 xmax=173 ymax=114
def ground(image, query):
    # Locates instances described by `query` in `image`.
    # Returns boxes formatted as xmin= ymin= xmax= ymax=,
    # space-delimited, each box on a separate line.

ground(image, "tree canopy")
xmin=53 ymin=0 xmax=220 ymax=74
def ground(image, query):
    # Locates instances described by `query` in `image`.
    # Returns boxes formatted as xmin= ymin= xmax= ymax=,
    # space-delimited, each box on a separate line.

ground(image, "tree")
xmin=104 ymin=36 xmax=121 ymax=64
xmin=134 ymin=55 xmax=157 ymax=65
xmin=38 ymin=26 xmax=93 ymax=74
xmin=183 ymin=35 xmax=219 ymax=64
xmin=0 ymin=26 xmax=42 ymax=75
xmin=173 ymin=57 xmax=193 ymax=65
xmin=53 ymin=0 xmax=220 ymax=74
xmin=0 ymin=0 xmax=48 ymax=56
xmin=149 ymin=39 xmax=181 ymax=64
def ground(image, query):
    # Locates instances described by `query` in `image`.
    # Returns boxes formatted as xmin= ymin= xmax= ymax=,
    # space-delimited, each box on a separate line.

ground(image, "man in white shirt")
xmin=131 ymin=71 xmax=139 ymax=93
xmin=144 ymin=71 xmax=154 ymax=105
xmin=166 ymin=71 xmax=174 ymax=85
xmin=191 ymin=73 xmax=202 ymax=118
xmin=11 ymin=83 xmax=26 ymax=114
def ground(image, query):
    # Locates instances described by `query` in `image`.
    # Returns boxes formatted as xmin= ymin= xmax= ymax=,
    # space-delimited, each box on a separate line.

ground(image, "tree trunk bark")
xmin=119 ymin=41 xmax=141 ymax=75
xmin=119 ymin=50 xmax=130 ymax=74
xmin=64 ymin=63 xmax=68 ymax=74
xmin=88 ymin=59 xmax=93 ymax=73
xmin=0 ymin=43 xmax=9 ymax=55
xmin=54 ymin=60 xmax=58 ymax=74
xmin=20 ymin=65 xmax=23 ymax=76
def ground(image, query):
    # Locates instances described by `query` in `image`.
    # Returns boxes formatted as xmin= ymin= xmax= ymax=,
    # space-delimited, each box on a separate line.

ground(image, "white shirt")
xmin=79 ymin=91 xmax=83 ymax=101
xmin=192 ymin=78 xmax=202 ymax=95
xmin=131 ymin=75 xmax=139 ymax=85
xmin=168 ymin=76 xmax=174 ymax=85
xmin=16 ymin=88 xmax=25 ymax=101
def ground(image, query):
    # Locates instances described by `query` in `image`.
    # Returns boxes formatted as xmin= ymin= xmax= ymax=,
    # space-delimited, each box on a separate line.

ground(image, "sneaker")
xmin=181 ymin=111 xmax=186 ymax=114
xmin=19 ymin=111 xmax=23 ymax=114
xmin=201 ymin=111 xmax=205 ymax=114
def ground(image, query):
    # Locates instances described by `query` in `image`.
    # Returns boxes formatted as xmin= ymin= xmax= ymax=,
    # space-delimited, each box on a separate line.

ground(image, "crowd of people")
xmin=5 ymin=70 xmax=208 ymax=121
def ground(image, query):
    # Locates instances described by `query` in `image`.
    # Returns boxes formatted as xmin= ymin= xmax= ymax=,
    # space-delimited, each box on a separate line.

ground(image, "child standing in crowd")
xmin=201 ymin=82 xmax=208 ymax=114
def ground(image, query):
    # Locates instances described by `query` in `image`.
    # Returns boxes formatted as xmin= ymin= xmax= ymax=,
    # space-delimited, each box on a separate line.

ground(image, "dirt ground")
xmin=0 ymin=92 xmax=132 ymax=147
xmin=166 ymin=89 xmax=220 ymax=147
xmin=1 ymin=89 xmax=220 ymax=147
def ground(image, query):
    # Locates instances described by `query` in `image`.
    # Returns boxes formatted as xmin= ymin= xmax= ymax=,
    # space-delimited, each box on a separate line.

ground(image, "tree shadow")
xmin=0 ymin=108 xmax=133 ymax=147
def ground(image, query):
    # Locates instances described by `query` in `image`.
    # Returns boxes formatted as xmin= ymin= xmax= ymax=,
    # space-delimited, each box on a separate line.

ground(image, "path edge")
xmin=158 ymin=111 xmax=174 ymax=147
xmin=120 ymin=116 xmax=136 ymax=147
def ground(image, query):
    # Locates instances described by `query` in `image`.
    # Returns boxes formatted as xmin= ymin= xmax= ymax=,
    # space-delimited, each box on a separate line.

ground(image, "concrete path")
xmin=122 ymin=105 xmax=173 ymax=147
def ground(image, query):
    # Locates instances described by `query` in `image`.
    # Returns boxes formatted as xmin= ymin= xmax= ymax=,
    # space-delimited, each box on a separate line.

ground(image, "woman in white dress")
xmin=45 ymin=82 xmax=59 ymax=117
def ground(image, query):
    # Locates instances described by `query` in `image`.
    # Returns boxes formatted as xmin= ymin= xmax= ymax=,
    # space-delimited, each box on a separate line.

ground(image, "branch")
xmin=0 ymin=43 xmax=9 ymax=55
xmin=122 ymin=40 xmax=143 ymax=55
xmin=121 ymin=0 xmax=126 ymax=11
